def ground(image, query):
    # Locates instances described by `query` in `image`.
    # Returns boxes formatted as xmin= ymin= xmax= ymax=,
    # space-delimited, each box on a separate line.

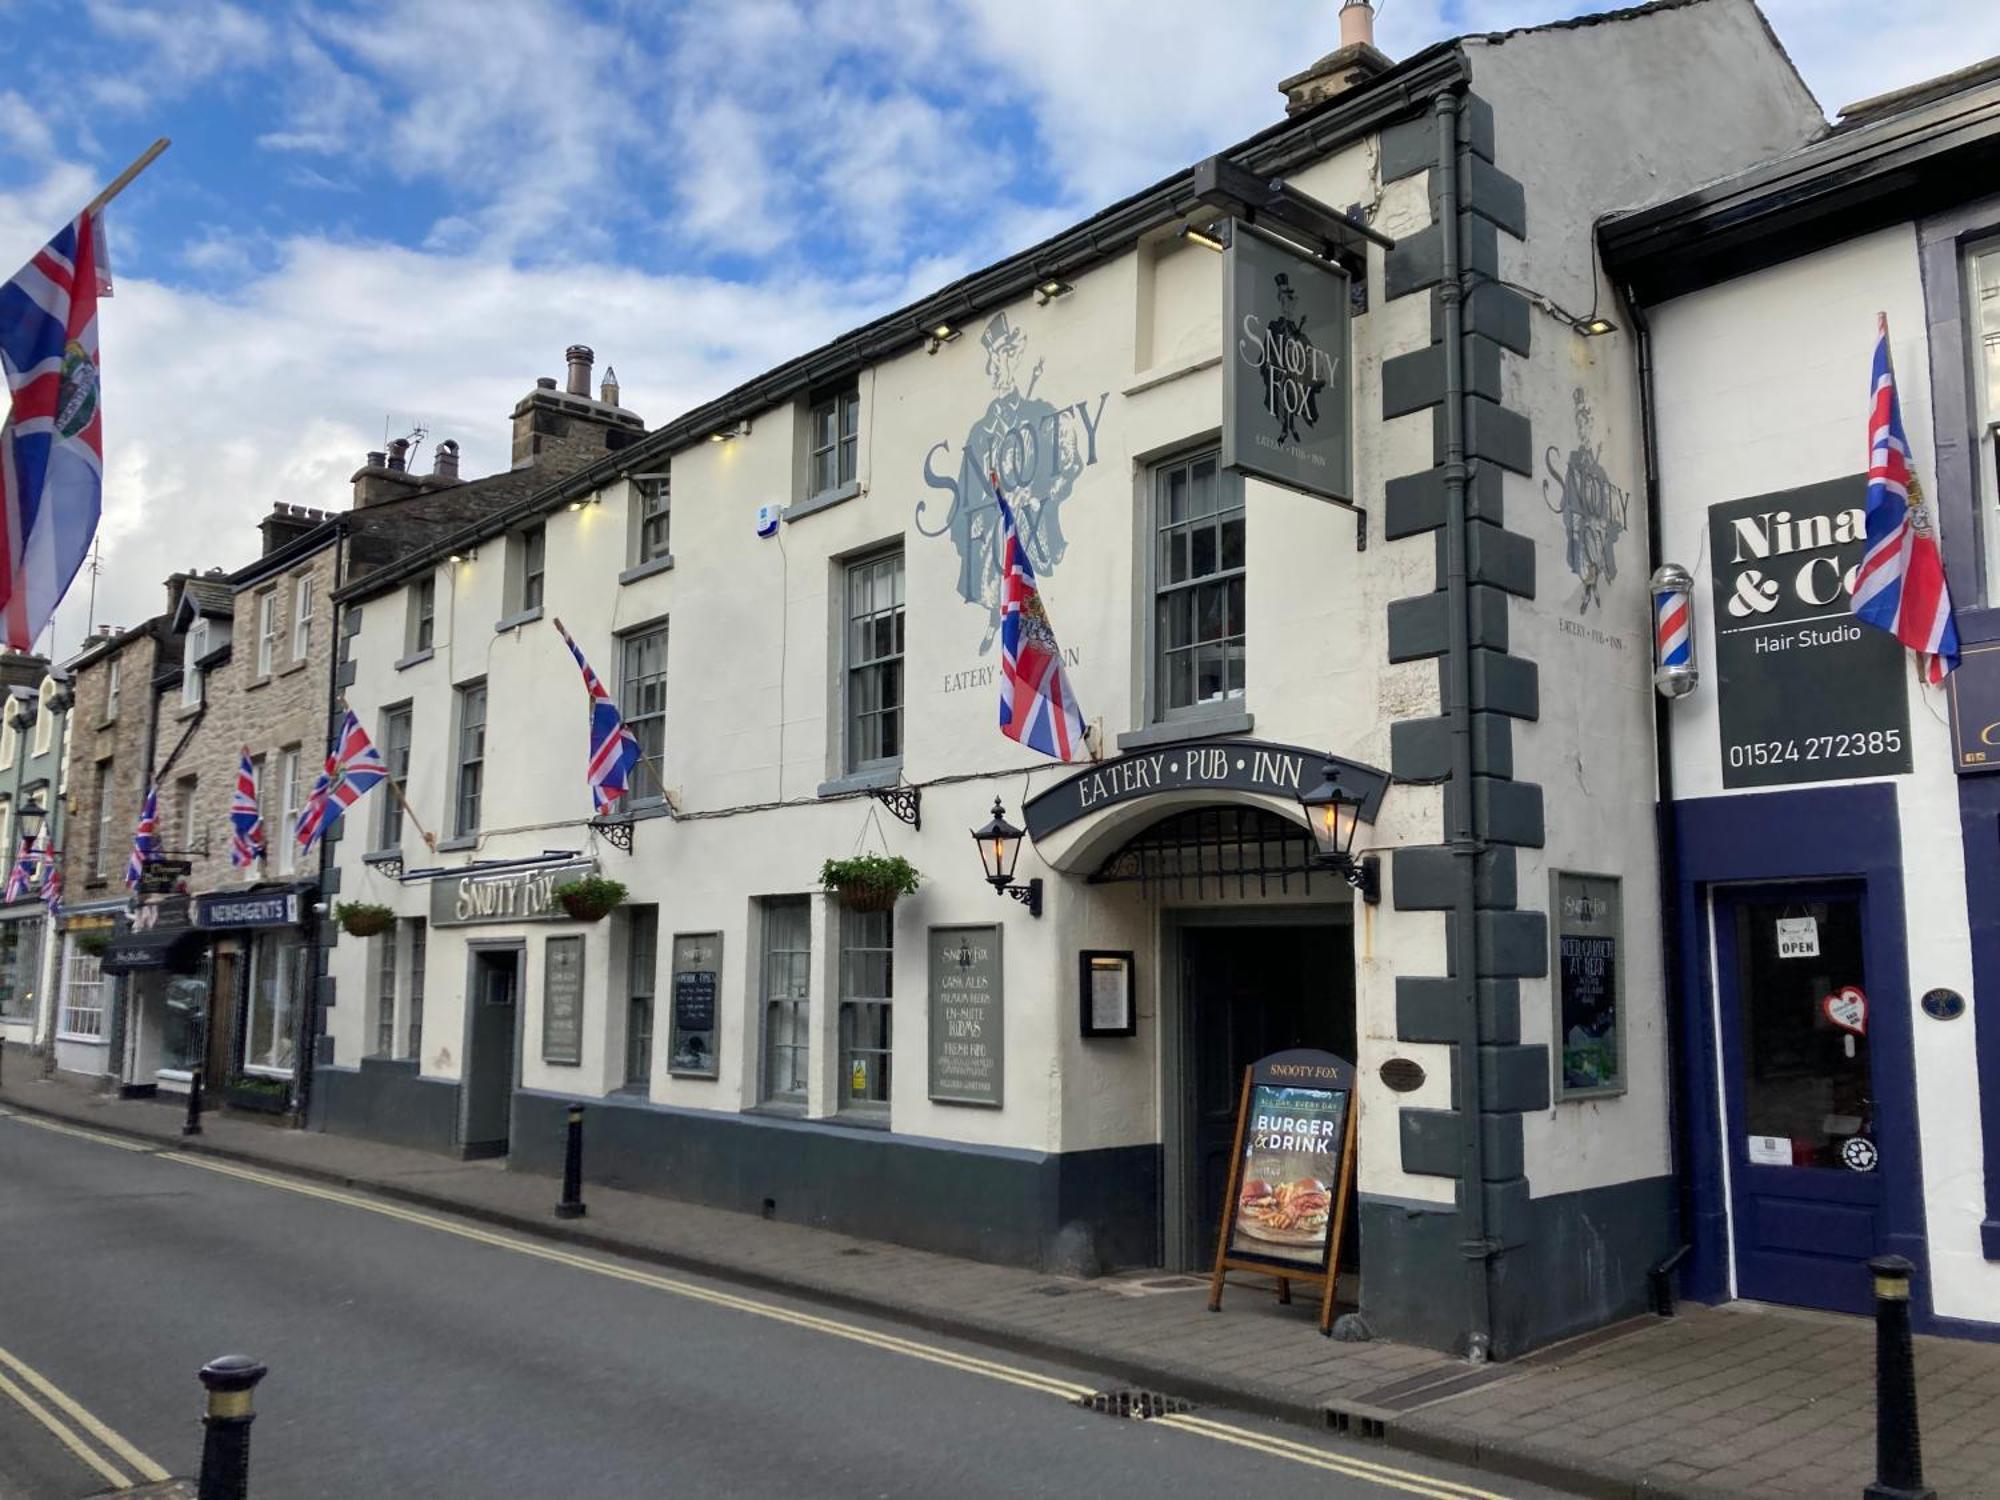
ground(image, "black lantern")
xmin=1297 ymin=760 xmax=1379 ymax=904
xmin=14 ymin=797 xmax=47 ymax=844
xmin=971 ymin=797 xmax=1042 ymax=918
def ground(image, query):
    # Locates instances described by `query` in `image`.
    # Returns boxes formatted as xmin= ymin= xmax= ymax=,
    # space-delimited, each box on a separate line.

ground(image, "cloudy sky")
xmin=3 ymin=0 xmax=1997 ymax=651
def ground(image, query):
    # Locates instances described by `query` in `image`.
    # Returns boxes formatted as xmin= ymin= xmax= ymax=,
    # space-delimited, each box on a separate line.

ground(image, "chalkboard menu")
xmin=1552 ymin=871 xmax=1622 ymax=1098
xmin=542 ymin=934 xmax=585 ymax=1066
xmin=927 ymin=925 xmax=1003 ymax=1108
xmin=669 ymin=931 xmax=722 ymax=1078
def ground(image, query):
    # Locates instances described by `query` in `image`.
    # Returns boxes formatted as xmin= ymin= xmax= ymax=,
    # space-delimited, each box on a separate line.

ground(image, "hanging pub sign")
xmin=1220 ymin=221 xmax=1352 ymax=508
xmin=138 ymin=859 xmax=191 ymax=897
xmin=1708 ymin=479 xmax=1911 ymax=789
xmin=668 ymin=931 xmax=722 ymax=1078
xmin=1207 ymin=1049 xmax=1357 ymax=1337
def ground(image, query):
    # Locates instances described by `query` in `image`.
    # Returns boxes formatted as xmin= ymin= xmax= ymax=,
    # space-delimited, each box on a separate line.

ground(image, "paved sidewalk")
xmin=4 ymin=1063 xmax=1995 ymax=1500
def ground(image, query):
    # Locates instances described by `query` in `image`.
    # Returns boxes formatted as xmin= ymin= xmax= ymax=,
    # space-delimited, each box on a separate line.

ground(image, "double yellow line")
xmin=0 ymin=1110 xmax=1517 ymax=1498
xmin=0 ymin=1344 xmax=168 ymax=1492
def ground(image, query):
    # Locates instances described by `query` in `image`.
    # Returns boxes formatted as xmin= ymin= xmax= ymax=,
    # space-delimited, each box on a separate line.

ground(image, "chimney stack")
xmin=565 ymin=344 xmax=594 ymax=398
xmin=600 ymin=366 xmax=621 ymax=408
xmin=432 ymin=439 xmax=461 ymax=480
xmin=1280 ymin=0 xmax=1391 ymax=116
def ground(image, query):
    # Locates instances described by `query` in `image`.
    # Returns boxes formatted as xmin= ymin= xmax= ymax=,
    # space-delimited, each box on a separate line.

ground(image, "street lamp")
xmin=14 ymin=797 xmax=47 ymax=845
xmin=971 ymin=798 xmax=1042 ymax=918
xmin=1297 ymin=760 xmax=1380 ymax=904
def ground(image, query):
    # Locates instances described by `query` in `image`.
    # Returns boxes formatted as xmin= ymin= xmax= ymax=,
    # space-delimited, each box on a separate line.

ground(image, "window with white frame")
xmin=57 ymin=942 xmax=105 ymax=1039
xmin=405 ymin=919 xmax=426 ymax=1060
xmin=808 ymin=385 xmax=860 ymax=500
xmin=619 ymin=625 xmax=668 ymax=802
xmin=374 ymin=924 xmax=398 ymax=1057
xmin=379 ymin=705 xmax=412 ymax=849
xmin=626 ymin=905 xmax=657 ymax=1089
xmin=409 ymin=575 xmax=436 ymax=655
xmin=244 ymin=933 xmax=305 ymax=1074
xmin=455 ymin=682 xmax=486 ymax=836
xmin=633 ymin=475 xmax=671 ymax=566
xmin=760 ymin=897 xmax=811 ymax=1105
xmin=844 ymin=550 xmax=904 ymax=773
xmin=277 ymin=747 xmax=302 ymax=874
xmin=90 ymin=761 xmax=113 ymax=878
xmin=34 ymin=678 xmax=55 ymax=755
xmin=838 ymin=908 xmax=892 ymax=1114
xmin=0 ymin=799 xmax=12 ymax=866
xmin=1152 ymin=449 xmax=1245 ymax=720
xmin=0 ymin=706 xmax=16 ymax=770
xmin=291 ymin=574 xmax=314 ymax=663
xmin=182 ymin=619 xmax=208 ymax=707
xmin=256 ymin=589 xmax=279 ymax=676
xmin=104 ymin=657 xmax=120 ymax=718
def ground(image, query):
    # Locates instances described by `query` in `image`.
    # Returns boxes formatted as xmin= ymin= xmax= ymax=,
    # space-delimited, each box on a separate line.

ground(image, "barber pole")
xmin=1650 ymin=563 xmax=1698 ymax=698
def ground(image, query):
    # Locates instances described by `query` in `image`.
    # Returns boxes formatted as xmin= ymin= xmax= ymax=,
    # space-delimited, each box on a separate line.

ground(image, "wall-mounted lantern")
xmin=1297 ymin=760 xmax=1380 ymax=904
xmin=1650 ymin=563 xmax=1699 ymax=699
xmin=971 ymin=797 xmax=1042 ymax=918
xmin=14 ymin=798 xmax=47 ymax=845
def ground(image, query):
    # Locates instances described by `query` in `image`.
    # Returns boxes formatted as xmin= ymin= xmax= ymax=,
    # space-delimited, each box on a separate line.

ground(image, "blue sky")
xmin=3 ymin=0 xmax=1999 ymax=647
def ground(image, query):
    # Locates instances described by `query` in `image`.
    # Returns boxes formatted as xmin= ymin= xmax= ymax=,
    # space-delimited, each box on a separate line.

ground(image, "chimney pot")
xmin=600 ymin=365 xmax=621 ymax=408
xmin=537 ymin=376 xmax=558 ymax=390
xmin=1339 ymin=0 xmax=1374 ymax=50
xmin=387 ymin=438 xmax=409 ymax=472
xmin=433 ymin=439 xmax=461 ymax=480
xmin=366 ymin=449 xmax=387 ymax=469
xmin=565 ymin=344 xmax=594 ymax=398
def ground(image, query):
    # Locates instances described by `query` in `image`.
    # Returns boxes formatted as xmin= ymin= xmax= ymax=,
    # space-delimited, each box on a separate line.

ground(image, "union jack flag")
xmin=41 ymin=836 xmax=60 ymax=916
xmin=3 ymin=829 xmax=35 ymax=904
xmin=1 ymin=210 xmax=111 ymax=649
xmin=1852 ymin=313 xmax=1959 ymax=684
xmin=229 ymin=745 xmax=265 ymax=868
xmin=296 ymin=710 xmax=388 ymax=855
xmin=124 ymin=782 xmax=156 ymax=889
xmin=553 ymin=616 xmax=644 ymax=816
xmin=995 ymin=477 xmax=1086 ymax=761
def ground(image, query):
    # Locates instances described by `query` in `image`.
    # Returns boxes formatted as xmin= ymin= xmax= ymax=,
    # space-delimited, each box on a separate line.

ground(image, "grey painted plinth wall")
xmin=312 ymin=1060 xmax=461 ymax=1155
xmin=510 ymin=1090 xmax=1160 ymax=1272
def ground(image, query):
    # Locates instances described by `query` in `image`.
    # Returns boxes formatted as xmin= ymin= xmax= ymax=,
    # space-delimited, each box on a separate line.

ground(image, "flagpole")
xmin=84 ymin=139 xmax=170 ymax=217
xmin=337 ymin=695 xmax=436 ymax=853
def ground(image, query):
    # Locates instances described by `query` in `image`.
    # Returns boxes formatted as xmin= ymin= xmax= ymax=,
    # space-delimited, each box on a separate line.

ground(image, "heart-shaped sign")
xmin=1822 ymin=985 xmax=1868 ymax=1036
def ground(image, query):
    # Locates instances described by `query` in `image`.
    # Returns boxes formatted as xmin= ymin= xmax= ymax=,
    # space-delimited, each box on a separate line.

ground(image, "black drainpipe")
xmin=1628 ymin=292 xmax=1697 ymax=1304
xmin=1435 ymin=87 xmax=1494 ymax=1363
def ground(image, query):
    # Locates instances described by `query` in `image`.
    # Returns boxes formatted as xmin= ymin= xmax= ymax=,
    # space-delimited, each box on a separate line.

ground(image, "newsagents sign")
xmin=195 ymin=890 xmax=301 ymax=930
xmin=1221 ymin=221 xmax=1351 ymax=505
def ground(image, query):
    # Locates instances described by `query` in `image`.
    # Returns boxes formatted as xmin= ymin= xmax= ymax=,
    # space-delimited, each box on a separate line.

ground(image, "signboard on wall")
xmin=1945 ymin=642 xmax=2000 ymax=773
xmin=1708 ymin=480 xmax=1911 ymax=788
xmin=541 ymin=934 xmax=584 ymax=1066
xmin=668 ymin=931 xmax=721 ymax=1078
xmin=927 ymin=925 xmax=1003 ymax=1107
xmin=1221 ymin=222 xmax=1351 ymax=505
xmin=431 ymin=859 xmax=596 ymax=927
xmin=1552 ymin=871 xmax=1622 ymax=1099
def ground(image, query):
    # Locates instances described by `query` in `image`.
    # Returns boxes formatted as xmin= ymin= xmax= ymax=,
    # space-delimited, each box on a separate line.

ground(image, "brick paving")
xmin=5 ymin=1060 xmax=1996 ymax=1500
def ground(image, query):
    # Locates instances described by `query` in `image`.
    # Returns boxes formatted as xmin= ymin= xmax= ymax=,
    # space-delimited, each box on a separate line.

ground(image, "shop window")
xmin=619 ymin=624 xmax=668 ymax=804
xmin=291 ymin=574 xmax=314 ymax=664
xmin=374 ymin=925 xmax=398 ymax=1057
xmin=807 ymin=384 xmax=860 ymax=503
xmin=626 ymin=905 xmax=658 ymax=1090
xmin=631 ymin=475 xmax=671 ymax=568
xmin=90 ymin=762 xmax=113 ymax=879
xmin=0 ymin=914 xmax=38 ymax=1020
xmin=379 ymin=705 xmax=413 ymax=850
xmin=844 ymin=550 xmax=904 ymax=773
xmin=277 ymin=747 xmax=303 ymax=875
xmin=255 ymin=588 xmax=279 ymax=677
xmin=837 ymin=908 xmax=892 ymax=1117
xmin=1151 ymin=449 xmax=1245 ymax=721
xmin=161 ymin=966 xmax=208 ymax=1074
xmin=404 ymin=919 xmax=427 ymax=1061
xmin=244 ymin=935 xmax=305 ymax=1075
xmin=454 ymin=682 xmax=487 ymax=837
xmin=760 ymin=896 xmax=811 ymax=1105
xmin=57 ymin=942 xmax=104 ymax=1039
xmin=408 ymin=575 xmax=436 ymax=656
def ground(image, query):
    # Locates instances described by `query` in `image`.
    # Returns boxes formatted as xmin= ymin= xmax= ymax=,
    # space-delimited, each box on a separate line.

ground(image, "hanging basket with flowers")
xmin=818 ymin=854 xmax=920 ymax=913
xmin=554 ymin=875 xmax=628 ymax=923
xmin=335 ymin=901 xmax=396 ymax=938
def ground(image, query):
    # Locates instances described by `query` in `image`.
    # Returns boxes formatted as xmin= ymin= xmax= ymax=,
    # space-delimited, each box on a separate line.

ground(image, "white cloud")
xmin=81 ymin=0 xmax=276 ymax=109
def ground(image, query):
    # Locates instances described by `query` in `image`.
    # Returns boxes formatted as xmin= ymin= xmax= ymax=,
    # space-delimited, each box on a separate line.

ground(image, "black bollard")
xmin=183 ymin=1068 xmax=204 ymax=1136
xmin=196 ymin=1355 xmax=267 ymax=1500
xmin=555 ymin=1103 xmax=586 ymax=1219
xmin=1864 ymin=1255 xmax=1936 ymax=1500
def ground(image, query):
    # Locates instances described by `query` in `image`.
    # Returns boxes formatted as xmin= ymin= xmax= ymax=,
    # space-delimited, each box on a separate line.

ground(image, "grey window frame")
xmin=759 ymin=896 xmax=811 ymax=1106
xmin=1965 ymin=234 xmax=2000 ymax=599
xmin=411 ymin=575 xmax=436 ymax=655
xmin=379 ymin=704 xmax=412 ymax=850
xmin=375 ymin=924 xmax=399 ymax=1058
xmin=636 ymin=476 xmax=671 ymax=565
xmin=625 ymin=905 xmax=658 ymax=1090
xmin=454 ymin=681 xmax=487 ymax=837
xmin=843 ymin=549 xmax=905 ymax=774
xmin=808 ymin=386 xmax=860 ymax=500
xmin=1150 ymin=448 xmax=1246 ymax=723
xmin=405 ymin=919 xmax=426 ymax=1061
xmin=90 ymin=761 xmax=112 ymax=878
xmin=618 ymin=623 xmax=669 ymax=805
xmin=837 ymin=907 xmax=892 ymax=1118
xmin=519 ymin=525 xmax=547 ymax=614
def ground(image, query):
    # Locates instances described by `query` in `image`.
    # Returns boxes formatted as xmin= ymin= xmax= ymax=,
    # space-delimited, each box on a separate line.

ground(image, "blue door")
xmin=1714 ymin=884 xmax=1886 ymax=1314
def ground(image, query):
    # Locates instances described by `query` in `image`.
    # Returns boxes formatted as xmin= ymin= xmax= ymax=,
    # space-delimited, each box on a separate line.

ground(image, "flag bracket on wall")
xmin=590 ymin=816 xmax=635 ymax=854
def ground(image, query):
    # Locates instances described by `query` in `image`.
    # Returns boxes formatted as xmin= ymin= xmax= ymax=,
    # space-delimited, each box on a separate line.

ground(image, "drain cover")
xmin=1076 ymin=1389 xmax=1193 ymax=1420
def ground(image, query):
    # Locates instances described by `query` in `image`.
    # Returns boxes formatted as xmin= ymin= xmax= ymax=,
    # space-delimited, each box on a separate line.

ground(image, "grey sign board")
xmin=1221 ymin=221 xmax=1352 ymax=505
xmin=928 ymin=925 xmax=1003 ymax=1108
xmin=1708 ymin=480 xmax=1911 ymax=788
xmin=430 ymin=859 xmax=596 ymax=927
xmin=669 ymin=931 xmax=722 ymax=1079
xmin=1552 ymin=871 xmax=1623 ymax=1099
xmin=542 ymin=934 xmax=585 ymax=1066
